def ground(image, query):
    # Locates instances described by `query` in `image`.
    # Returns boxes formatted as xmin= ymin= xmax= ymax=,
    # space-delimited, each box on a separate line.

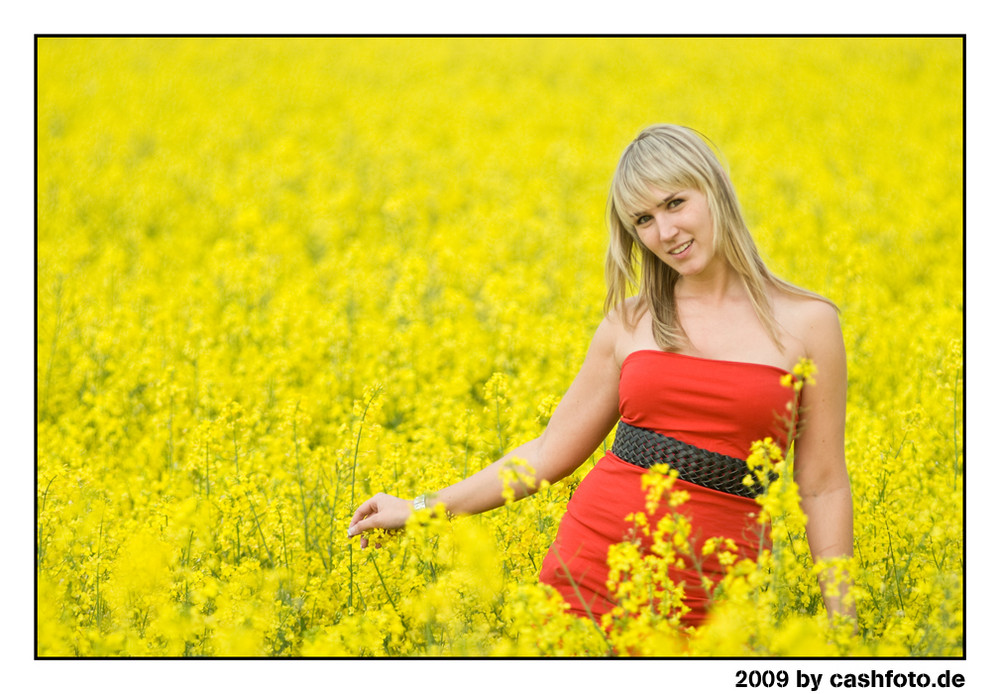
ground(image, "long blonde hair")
xmin=604 ymin=124 xmax=832 ymax=351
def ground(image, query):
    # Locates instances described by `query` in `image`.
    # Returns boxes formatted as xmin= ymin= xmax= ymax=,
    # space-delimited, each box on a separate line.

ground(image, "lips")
xmin=669 ymin=240 xmax=693 ymax=255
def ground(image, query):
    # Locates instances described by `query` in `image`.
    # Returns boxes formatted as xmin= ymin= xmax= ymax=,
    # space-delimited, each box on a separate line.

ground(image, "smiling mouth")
xmin=669 ymin=240 xmax=693 ymax=255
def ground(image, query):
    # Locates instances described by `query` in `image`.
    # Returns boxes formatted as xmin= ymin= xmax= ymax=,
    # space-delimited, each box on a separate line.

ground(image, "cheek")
xmin=636 ymin=230 xmax=656 ymax=251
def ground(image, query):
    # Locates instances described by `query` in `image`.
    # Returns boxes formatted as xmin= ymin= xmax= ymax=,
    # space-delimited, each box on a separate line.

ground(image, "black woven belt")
xmin=610 ymin=420 xmax=775 ymax=498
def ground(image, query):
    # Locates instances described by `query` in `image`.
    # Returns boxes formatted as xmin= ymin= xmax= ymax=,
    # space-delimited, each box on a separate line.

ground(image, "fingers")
xmin=348 ymin=492 xmax=394 ymax=538
xmin=347 ymin=492 xmax=411 ymax=541
xmin=349 ymin=494 xmax=380 ymax=527
xmin=347 ymin=513 xmax=377 ymax=538
xmin=349 ymin=510 xmax=393 ymax=550
xmin=348 ymin=496 xmax=380 ymax=538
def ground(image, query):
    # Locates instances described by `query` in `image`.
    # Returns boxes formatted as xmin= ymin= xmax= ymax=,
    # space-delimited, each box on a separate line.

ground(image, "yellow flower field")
xmin=36 ymin=37 xmax=963 ymax=657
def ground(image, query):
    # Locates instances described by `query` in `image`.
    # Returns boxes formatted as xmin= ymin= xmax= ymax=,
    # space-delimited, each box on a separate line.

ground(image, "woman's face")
xmin=631 ymin=187 xmax=719 ymax=277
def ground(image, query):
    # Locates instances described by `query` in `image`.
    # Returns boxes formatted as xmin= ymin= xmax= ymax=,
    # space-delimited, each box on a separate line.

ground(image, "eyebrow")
xmin=630 ymin=192 xmax=679 ymax=219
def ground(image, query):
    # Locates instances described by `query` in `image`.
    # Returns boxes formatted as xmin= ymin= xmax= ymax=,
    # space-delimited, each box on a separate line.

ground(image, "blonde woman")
xmin=348 ymin=124 xmax=853 ymax=627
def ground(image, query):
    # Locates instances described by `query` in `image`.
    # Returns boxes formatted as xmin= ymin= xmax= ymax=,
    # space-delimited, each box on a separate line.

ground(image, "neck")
xmin=674 ymin=261 xmax=742 ymax=304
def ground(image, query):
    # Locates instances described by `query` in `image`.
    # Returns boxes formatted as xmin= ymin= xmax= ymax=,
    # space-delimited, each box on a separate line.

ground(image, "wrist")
xmin=411 ymin=492 xmax=452 ymax=519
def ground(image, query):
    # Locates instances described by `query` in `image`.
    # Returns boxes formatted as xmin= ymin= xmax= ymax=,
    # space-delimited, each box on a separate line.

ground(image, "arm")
xmin=793 ymin=301 xmax=855 ymax=620
xmin=347 ymin=314 xmax=622 ymax=540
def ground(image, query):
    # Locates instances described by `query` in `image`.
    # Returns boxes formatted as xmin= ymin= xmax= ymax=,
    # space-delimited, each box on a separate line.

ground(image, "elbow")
xmin=799 ymin=480 xmax=852 ymax=502
xmin=795 ymin=459 xmax=852 ymax=501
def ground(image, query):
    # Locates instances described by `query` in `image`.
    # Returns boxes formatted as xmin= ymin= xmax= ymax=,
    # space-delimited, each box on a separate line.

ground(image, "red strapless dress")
xmin=537 ymin=350 xmax=795 ymax=629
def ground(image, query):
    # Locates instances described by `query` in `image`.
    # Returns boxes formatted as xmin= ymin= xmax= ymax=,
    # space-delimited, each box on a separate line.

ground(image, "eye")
xmin=634 ymin=214 xmax=653 ymax=227
xmin=666 ymin=197 xmax=684 ymax=209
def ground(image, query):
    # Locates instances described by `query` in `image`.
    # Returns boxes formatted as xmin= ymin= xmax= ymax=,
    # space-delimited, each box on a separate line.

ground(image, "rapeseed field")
xmin=36 ymin=37 xmax=963 ymax=656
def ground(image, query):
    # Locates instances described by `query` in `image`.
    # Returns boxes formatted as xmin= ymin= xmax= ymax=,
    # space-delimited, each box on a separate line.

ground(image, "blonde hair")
xmin=604 ymin=124 xmax=832 ymax=351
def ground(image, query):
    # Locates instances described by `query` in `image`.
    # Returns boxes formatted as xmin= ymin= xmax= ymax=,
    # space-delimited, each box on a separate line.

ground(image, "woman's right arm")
xmin=347 ymin=313 xmax=622 ymax=541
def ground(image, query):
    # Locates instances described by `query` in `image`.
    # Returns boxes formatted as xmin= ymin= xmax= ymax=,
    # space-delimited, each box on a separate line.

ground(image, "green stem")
xmin=293 ymin=402 xmax=310 ymax=552
xmin=370 ymin=554 xmax=398 ymax=613
xmin=95 ymin=507 xmax=105 ymax=629
xmin=552 ymin=546 xmax=616 ymax=655
xmin=37 ymin=475 xmax=57 ymax=569
xmin=245 ymin=492 xmax=274 ymax=566
xmin=279 ymin=507 xmax=291 ymax=570
xmin=952 ymin=368 xmax=961 ymax=490
xmin=349 ymin=386 xmax=382 ymax=510
xmin=348 ymin=386 xmax=382 ymax=609
xmin=884 ymin=520 xmax=905 ymax=614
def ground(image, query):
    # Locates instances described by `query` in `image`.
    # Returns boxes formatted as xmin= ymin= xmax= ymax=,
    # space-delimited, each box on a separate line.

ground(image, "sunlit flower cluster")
xmin=37 ymin=37 xmax=962 ymax=656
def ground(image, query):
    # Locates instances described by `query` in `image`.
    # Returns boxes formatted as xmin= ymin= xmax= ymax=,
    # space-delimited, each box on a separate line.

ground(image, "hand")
xmin=347 ymin=492 xmax=412 ymax=548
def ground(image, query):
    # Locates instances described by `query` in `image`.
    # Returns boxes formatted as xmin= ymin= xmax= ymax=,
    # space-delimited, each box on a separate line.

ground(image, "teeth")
xmin=670 ymin=240 xmax=692 ymax=255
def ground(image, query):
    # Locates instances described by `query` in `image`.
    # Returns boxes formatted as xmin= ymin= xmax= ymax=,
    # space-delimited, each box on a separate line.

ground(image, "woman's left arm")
xmin=793 ymin=300 xmax=855 ymax=620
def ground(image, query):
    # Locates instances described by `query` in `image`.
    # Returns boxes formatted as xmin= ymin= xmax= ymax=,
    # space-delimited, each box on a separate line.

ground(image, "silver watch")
xmin=413 ymin=494 xmax=427 ymax=510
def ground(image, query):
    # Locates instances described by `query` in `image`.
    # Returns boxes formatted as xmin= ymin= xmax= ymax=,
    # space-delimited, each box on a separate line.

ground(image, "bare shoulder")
xmin=590 ymin=301 xmax=628 ymax=354
xmin=604 ymin=295 xmax=645 ymax=323
xmin=601 ymin=296 xmax=647 ymax=339
xmin=772 ymin=288 xmax=843 ymax=359
xmin=602 ymin=296 xmax=653 ymax=364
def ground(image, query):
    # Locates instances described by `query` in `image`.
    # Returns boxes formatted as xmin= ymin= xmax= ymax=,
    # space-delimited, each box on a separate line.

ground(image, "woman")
xmin=347 ymin=124 xmax=853 ymax=627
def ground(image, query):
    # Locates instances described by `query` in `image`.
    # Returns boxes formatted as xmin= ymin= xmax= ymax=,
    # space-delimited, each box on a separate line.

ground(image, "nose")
xmin=654 ymin=212 xmax=678 ymax=242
